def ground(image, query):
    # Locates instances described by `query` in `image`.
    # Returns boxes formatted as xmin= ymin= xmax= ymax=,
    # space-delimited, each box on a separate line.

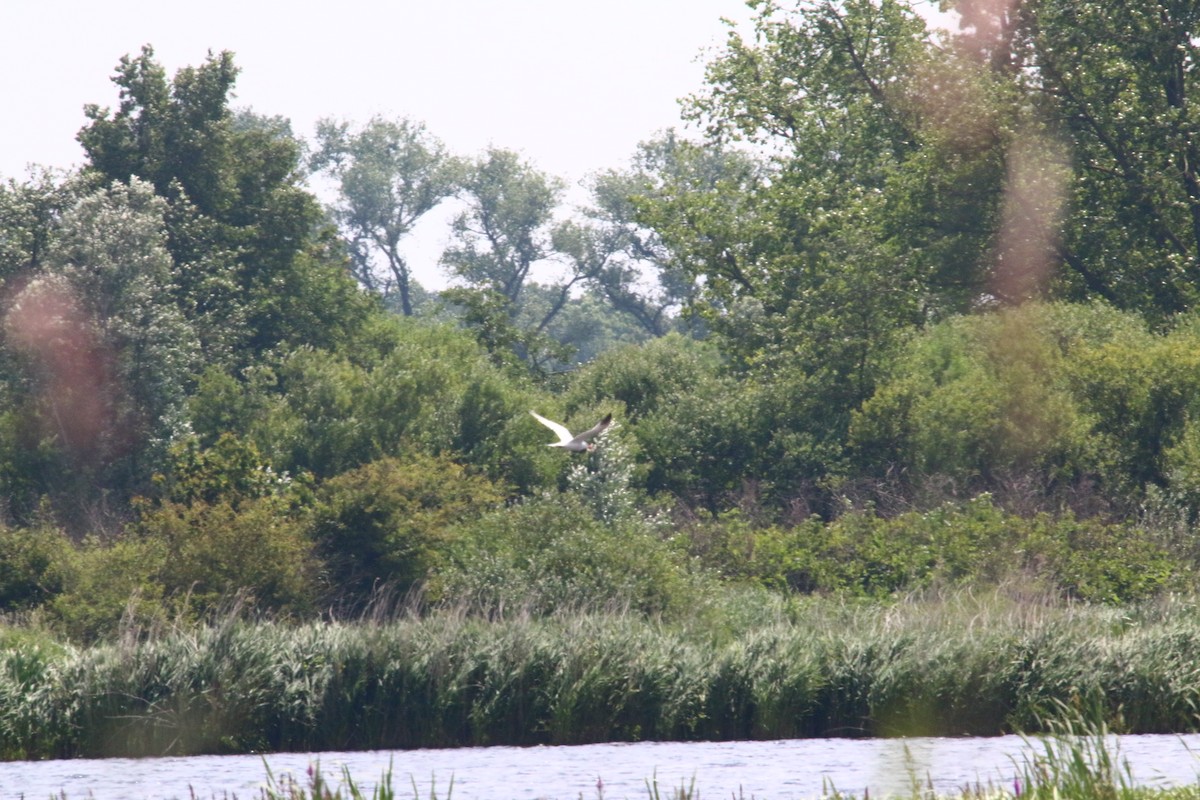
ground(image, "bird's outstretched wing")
xmin=571 ymin=413 xmax=612 ymax=447
xmin=529 ymin=410 xmax=574 ymax=445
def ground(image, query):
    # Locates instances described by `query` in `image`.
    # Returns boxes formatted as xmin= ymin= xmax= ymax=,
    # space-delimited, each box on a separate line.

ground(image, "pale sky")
xmin=2 ymin=0 xmax=752 ymax=185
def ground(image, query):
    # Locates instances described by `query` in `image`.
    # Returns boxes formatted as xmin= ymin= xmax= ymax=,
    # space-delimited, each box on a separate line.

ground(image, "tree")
xmin=441 ymin=148 xmax=610 ymax=370
xmin=582 ymin=131 xmax=753 ymax=337
xmin=0 ymin=171 xmax=89 ymax=524
xmin=996 ymin=0 xmax=1200 ymax=317
xmin=0 ymin=168 xmax=83 ymax=281
xmin=2 ymin=179 xmax=199 ymax=530
xmin=311 ymin=116 xmax=460 ymax=315
xmin=678 ymin=0 xmax=1008 ymax=327
xmin=529 ymin=287 xmax=653 ymax=364
xmin=442 ymin=147 xmax=563 ymax=305
xmin=77 ymin=46 xmax=373 ymax=365
xmin=612 ymin=0 xmax=1021 ymax=507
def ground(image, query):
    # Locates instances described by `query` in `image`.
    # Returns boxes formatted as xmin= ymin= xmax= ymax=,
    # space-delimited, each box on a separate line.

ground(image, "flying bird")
xmin=530 ymin=411 xmax=612 ymax=452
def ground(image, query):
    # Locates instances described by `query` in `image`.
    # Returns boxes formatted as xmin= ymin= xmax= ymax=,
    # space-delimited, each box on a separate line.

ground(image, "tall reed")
xmin=3 ymin=591 xmax=1200 ymax=759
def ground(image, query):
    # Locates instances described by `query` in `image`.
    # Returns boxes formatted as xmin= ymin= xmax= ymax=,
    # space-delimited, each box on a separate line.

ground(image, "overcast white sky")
xmin=2 ymin=0 xmax=752 ymax=185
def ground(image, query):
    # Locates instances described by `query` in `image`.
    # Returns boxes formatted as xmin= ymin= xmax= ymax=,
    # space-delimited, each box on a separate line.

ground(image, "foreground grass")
xmin=257 ymin=776 xmax=1200 ymax=800
xmin=256 ymin=719 xmax=1200 ymax=800
xmin=4 ymin=590 xmax=1200 ymax=759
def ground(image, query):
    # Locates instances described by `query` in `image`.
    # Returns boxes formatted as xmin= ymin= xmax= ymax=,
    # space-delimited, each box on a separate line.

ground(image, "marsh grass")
xmin=252 ymin=720 xmax=1198 ymax=800
xmin=4 ymin=590 xmax=1200 ymax=758
xmin=1014 ymin=709 xmax=1151 ymax=800
xmin=259 ymin=759 xmax=399 ymax=800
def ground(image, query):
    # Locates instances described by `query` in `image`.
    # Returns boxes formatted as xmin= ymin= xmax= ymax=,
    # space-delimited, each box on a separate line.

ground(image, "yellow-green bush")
xmin=308 ymin=453 xmax=504 ymax=600
xmin=434 ymin=492 xmax=697 ymax=615
xmin=132 ymin=496 xmax=318 ymax=618
xmin=0 ymin=521 xmax=66 ymax=610
xmin=49 ymin=534 xmax=169 ymax=642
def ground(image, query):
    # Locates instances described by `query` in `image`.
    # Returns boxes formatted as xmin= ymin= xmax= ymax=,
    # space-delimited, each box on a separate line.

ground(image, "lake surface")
xmin=1 ymin=734 xmax=1198 ymax=800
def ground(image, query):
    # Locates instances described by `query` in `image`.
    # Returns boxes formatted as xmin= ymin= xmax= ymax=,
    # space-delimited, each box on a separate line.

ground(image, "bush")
xmin=679 ymin=512 xmax=809 ymax=592
xmin=48 ymin=534 xmax=169 ymax=642
xmin=1023 ymin=514 xmax=1178 ymax=603
xmin=154 ymin=433 xmax=297 ymax=508
xmin=131 ymin=496 xmax=318 ymax=619
xmin=684 ymin=495 xmax=1180 ymax=603
xmin=308 ymin=454 xmax=504 ymax=602
xmin=848 ymin=302 xmax=1200 ymax=518
xmin=849 ymin=305 xmax=1097 ymax=502
xmin=565 ymin=334 xmax=723 ymax=422
xmin=1067 ymin=320 xmax=1200 ymax=506
xmin=251 ymin=319 xmax=546 ymax=489
xmin=634 ymin=374 xmax=762 ymax=510
xmin=0 ymin=521 xmax=66 ymax=610
xmin=433 ymin=492 xmax=696 ymax=616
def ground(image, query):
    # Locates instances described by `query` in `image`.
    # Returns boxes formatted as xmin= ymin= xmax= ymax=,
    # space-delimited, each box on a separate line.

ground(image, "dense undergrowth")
xmin=4 ymin=482 xmax=1197 ymax=644
xmin=3 ymin=590 xmax=1200 ymax=760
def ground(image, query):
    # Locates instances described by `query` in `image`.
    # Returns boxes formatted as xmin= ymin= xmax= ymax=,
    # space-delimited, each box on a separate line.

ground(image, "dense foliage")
xmin=1 ymin=0 xmax=1200 ymax=658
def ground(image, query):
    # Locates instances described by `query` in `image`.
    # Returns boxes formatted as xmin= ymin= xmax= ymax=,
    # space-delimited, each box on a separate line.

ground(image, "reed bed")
xmin=3 ymin=591 xmax=1200 ymax=759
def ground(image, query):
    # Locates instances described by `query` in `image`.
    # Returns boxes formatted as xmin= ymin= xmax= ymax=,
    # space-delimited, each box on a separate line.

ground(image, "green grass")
xmin=4 ymin=590 xmax=1200 ymax=759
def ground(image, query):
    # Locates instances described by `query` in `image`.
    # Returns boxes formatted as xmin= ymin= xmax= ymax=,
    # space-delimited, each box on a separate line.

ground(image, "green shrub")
xmin=849 ymin=305 xmax=1096 ymax=499
xmin=680 ymin=512 xmax=812 ymax=592
xmin=1068 ymin=324 xmax=1200 ymax=507
xmin=132 ymin=496 xmax=318 ymax=620
xmin=565 ymin=334 xmax=723 ymax=422
xmin=685 ymin=495 xmax=1180 ymax=603
xmin=153 ymin=433 xmax=297 ymax=508
xmin=1023 ymin=514 xmax=1177 ymax=603
xmin=434 ymin=492 xmax=695 ymax=616
xmin=309 ymin=454 xmax=504 ymax=601
xmin=250 ymin=320 xmax=546 ymax=489
xmin=849 ymin=302 xmax=1200 ymax=516
xmin=0 ymin=521 xmax=67 ymax=610
xmin=634 ymin=375 xmax=761 ymax=510
xmin=48 ymin=534 xmax=169 ymax=642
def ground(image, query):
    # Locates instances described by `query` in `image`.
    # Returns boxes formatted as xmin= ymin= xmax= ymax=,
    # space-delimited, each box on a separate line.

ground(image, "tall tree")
xmin=310 ymin=116 xmax=459 ymax=315
xmin=587 ymin=131 xmax=767 ymax=338
xmin=654 ymin=0 xmax=1200 ymax=508
xmin=995 ymin=0 xmax=1200 ymax=317
xmin=77 ymin=46 xmax=372 ymax=365
xmin=0 ymin=168 xmax=83 ymax=281
xmin=2 ymin=179 xmax=198 ymax=530
xmin=622 ymin=0 xmax=1013 ymax=504
xmin=441 ymin=147 xmax=604 ymax=369
xmin=682 ymin=0 xmax=1008 ymax=322
xmin=442 ymin=147 xmax=563 ymax=306
xmin=657 ymin=0 xmax=1047 ymax=370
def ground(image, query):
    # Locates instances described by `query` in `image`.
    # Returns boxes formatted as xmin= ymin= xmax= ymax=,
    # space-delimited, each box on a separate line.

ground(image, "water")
xmin=0 ymin=734 xmax=1198 ymax=800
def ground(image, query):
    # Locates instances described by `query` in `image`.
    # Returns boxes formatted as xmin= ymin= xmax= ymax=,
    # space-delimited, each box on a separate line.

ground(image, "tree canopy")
xmin=78 ymin=45 xmax=373 ymax=364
